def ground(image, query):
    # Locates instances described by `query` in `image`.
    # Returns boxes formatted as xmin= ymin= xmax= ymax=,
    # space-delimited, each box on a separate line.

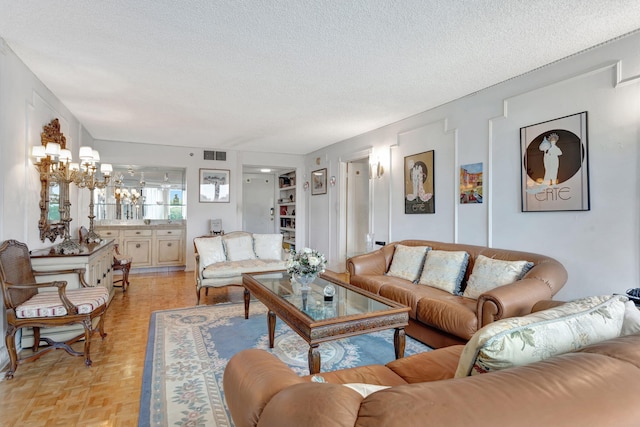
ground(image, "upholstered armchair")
xmin=0 ymin=239 xmax=109 ymax=379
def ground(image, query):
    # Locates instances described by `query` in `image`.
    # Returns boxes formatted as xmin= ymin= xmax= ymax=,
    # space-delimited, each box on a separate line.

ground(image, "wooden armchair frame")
xmin=0 ymin=239 xmax=108 ymax=379
xmin=112 ymin=243 xmax=131 ymax=292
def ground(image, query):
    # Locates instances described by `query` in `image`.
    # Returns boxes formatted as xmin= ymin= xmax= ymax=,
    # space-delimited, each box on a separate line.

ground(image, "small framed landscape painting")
xmin=199 ymin=168 xmax=230 ymax=203
xmin=460 ymin=163 xmax=483 ymax=204
xmin=311 ymin=168 xmax=327 ymax=195
xmin=404 ymin=150 xmax=435 ymax=214
xmin=520 ymin=112 xmax=590 ymax=212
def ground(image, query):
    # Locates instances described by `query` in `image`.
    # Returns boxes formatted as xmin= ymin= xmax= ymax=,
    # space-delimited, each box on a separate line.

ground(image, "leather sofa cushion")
xmin=349 ymin=274 xmax=405 ymax=295
xmin=305 ymin=364 xmax=408 ymax=386
xmin=355 ymin=346 xmax=640 ymax=427
xmin=415 ymin=295 xmax=478 ymax=340
xmin=386 ymin=345 xmax=464 ymax=383
xmin=378 ymin=280 xmax=448 ymax=319
xmin=259 ymin=383 xmax=362 ymax=427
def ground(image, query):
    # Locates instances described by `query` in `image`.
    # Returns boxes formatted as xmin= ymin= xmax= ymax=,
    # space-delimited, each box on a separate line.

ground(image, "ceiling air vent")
xmin=204 ymin=150 xmax=227 ymax=161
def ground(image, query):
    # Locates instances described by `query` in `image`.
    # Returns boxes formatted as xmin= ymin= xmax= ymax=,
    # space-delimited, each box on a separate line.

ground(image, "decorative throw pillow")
xmin=621 ymin=300 xmax=640 ymax=336
xmin=386 ymin=245 xmax=431 ymax=282
xmin=253 ymin=234 xmax=283 ymax=260
xmin=463 ymin=255 xmax=534 ymax=299
xmin=224 ymin=235 xmax=257 ymax=261
xmin=417 ymin=250 xmax=469 ymax=294
xmin=454 ymin=295 xmax=627 ymax=378
xmin=194 ymin=236 xmax=226 ymax=270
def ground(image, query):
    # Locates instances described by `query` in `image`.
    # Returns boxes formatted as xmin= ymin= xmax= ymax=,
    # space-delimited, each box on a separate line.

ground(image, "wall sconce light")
xmin=370 ymin=161 xmax=384 ymax=179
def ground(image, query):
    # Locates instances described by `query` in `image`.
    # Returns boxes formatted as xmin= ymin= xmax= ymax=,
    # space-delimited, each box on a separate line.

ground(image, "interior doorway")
xmin=345 ymin=158 xmax=370 ymax=257
xmin=242 ymin=172 xmax=276 ymax=234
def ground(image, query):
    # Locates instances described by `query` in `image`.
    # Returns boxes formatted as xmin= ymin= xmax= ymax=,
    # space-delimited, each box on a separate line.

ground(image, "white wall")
xmin=0 ymin=41 xmax=88 ymax=369
xmin=306 ymin=32 xmax=640 ymax=301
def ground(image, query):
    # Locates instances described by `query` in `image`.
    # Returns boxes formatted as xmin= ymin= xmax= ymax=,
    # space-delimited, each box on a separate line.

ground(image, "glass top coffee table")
xmin=242 ymin=271 xmax=409 ymax=374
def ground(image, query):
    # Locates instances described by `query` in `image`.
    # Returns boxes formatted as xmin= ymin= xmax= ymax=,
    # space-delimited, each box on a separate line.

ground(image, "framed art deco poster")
xmin=404 ymin=150 xmax=435 ymax=214
xmin=520 ymin=112 xmax=590 ymax=212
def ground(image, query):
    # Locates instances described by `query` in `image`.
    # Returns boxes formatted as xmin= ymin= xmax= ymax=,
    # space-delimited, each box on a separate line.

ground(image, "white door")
xmin=242 ymin=173 xmax=276 ymax=233
xmin=346 ymin=159 xmax=370 ymax=256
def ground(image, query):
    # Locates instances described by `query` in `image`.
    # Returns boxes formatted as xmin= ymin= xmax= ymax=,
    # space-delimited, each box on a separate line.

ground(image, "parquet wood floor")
xmin=0 ymin=271 xmax=246 ymax=427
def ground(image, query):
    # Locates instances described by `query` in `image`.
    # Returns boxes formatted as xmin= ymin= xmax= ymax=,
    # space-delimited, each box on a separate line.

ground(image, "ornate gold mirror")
xmin=35 ymin=119 xmax=66 ymax=242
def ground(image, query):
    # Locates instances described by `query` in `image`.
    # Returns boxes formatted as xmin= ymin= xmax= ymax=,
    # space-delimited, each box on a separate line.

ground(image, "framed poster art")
xmin=404 ymin=150 xmax=435 ymax=214
xmin=460 ymin=163 xmax=483 ymax=204
xmin=199 ymin=168 xmax=230 ymax=203
xmin=520 ymin=111 xmax=589 ymax=212
xmin=311 ymin=168 xmax=327 ymax=195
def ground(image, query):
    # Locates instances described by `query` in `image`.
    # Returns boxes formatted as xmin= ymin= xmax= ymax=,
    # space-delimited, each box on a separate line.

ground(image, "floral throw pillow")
xmin=386 ymin=245 xmax=430 ymax=282
xmin=454 ymin=295 xmax=627 ymax=378
xmin=462 ymin=255 xmax=533 ymax=299
xmin=417 ymin=250 xmax=469 ymax=294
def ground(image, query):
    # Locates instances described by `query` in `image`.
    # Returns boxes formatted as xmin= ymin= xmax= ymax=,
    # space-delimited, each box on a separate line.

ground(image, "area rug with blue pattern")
xmin=138 ymin=302 xmax=430 ymax=427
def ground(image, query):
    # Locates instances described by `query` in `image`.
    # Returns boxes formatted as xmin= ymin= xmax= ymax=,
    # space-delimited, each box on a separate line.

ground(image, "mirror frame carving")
xmin=37 ymin=118 xmax=66 ymax=242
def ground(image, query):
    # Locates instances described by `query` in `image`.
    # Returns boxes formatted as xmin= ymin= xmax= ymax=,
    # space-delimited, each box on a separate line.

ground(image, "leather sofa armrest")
xmin=476 ymin=259 xmax=567 ymax=326
xmin=223 ymin=349 xmax=306 ymax=427
xmin=386 ymin=345 xmax=464 ymax=383
xmin=347 ymin=249 xmax=388 ymax=276
xmin=477 ymin=277 xmax=558 ymax=326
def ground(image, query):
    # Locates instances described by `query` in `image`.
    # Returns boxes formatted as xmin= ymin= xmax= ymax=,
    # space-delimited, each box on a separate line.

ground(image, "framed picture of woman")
xmin=404 ymin=150 xmax=435 ymax=214
xmin=520 ymin=112 xmax=589 ymax=212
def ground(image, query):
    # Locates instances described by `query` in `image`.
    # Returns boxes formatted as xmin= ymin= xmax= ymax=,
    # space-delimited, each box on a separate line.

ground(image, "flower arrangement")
xmin=286 ymin=247 xmax=327 ymax=277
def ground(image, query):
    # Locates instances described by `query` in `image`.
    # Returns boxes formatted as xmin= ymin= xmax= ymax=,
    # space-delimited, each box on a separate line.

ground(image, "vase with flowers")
xmin=287 ymin=247 xmax=327 ymax=289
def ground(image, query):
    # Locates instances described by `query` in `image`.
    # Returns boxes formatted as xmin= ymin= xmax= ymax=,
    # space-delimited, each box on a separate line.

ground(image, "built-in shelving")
xmin=278 ymin=170 xmax=296 ymax=250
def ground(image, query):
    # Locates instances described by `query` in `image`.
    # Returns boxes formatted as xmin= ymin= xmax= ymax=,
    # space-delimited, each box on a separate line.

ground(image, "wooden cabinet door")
xmin=156 ymin=237 xmax=182 ymax=265
xmin=124 ymin=239 xmax=152 ymax=267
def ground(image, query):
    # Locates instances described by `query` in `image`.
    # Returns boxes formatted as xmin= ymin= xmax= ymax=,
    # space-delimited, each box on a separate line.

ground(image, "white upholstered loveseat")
xmin=194 ymin=231 xmax=287 ymax=304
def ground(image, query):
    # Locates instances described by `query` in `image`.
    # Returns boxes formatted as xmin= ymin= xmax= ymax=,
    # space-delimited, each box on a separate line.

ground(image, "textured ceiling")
xmin=1 ymin=1 xmax=639 ymax=155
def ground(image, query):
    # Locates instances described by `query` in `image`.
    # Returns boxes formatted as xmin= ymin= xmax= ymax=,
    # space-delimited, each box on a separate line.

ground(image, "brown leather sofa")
xmin=223 ymin=333 xmax=640 ymax=427
xmin=346 ymin=240 xmax=567 ymax=348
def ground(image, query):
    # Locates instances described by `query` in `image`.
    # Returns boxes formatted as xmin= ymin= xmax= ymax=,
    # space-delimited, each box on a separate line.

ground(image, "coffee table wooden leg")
xmin=268 ymin=310 xmax=276 ymax=348
xmin=308 ymin=345 xmax=321 ymax=374
xmin=244 ymin=288 xmax=250 ymax=319
xmin=394 ymin=327 xmax=406 ymax=359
